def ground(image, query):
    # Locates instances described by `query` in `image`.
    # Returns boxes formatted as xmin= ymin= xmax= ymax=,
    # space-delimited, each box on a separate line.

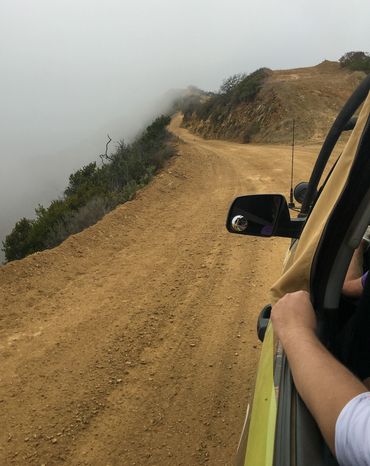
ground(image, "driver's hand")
xmin=271 ymin=291 xmax=317 ymax=345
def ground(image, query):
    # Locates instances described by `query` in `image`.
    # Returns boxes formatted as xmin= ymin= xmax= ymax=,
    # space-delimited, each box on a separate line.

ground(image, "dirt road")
xmin=0 ymin=115 xmax=319 ymax=465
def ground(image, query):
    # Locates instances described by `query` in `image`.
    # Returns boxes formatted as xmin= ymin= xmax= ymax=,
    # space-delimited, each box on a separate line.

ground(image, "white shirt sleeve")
xmin=335 ymin=392 xmax=370 ymax=466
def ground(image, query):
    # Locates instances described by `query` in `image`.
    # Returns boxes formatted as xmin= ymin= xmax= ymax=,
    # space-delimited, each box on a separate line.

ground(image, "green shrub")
xmin=44 ymin=196 xmax=114 ymax=248
xmin=219 ymin=73 xmax=246 ymax=95
xmin=184 ymin=68 xmax=269 ymax=124
xmin=2 ymin=218 xmax=34 ymax=262
xmin=231 ymin=68 xmax=269 ymax=104
xmin=2 ymin=115 xmax=175 ymax=262
xmin=64 ymin=162 xmax=99 ymax=197
xmin=339 ymin=51 xmax=370 ymax=74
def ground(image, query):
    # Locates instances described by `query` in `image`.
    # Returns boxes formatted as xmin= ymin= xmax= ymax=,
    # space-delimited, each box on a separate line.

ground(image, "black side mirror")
xmin=226 ymin=194 xmax=304 ymax=239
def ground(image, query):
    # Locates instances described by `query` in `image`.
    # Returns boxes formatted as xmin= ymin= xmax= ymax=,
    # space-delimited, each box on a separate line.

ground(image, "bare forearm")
xmin=343 ymin=245 xmax=365 ymax=296
xmin=271 ymin=291 xmax=368 ymax=455
xmin=282 ymin=330 xmax=367 ymax=455
xmin=345 ymin=245 xmax=364 ymax=281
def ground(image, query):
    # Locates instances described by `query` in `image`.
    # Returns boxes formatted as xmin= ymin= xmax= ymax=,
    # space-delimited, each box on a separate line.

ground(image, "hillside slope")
xmin=0 ymin=116 xmax=331 ymax=465
xmin=184 ymin=61 xmax=365 ymax=143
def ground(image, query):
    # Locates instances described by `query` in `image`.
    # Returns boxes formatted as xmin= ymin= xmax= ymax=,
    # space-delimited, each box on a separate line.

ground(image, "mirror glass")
xmin=227 ymin=194 xmax=284 ymax=237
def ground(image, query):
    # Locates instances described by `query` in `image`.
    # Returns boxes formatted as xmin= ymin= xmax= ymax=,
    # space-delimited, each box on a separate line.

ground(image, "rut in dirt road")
xmin=0 ymin=115 xmax=318 ymax=465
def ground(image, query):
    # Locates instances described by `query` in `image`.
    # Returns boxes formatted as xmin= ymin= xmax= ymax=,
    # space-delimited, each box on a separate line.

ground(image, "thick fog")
xmin=1 ymin=0 xmax=369 ymax=261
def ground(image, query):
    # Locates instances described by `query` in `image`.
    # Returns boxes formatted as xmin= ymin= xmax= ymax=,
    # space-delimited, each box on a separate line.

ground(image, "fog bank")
xmin=1 ymin=0 xmax=369 ymax=261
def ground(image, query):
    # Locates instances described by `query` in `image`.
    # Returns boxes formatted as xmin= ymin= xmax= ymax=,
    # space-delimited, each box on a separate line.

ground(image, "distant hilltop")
xmin=178 ymin=52 xmax=370 ymax=144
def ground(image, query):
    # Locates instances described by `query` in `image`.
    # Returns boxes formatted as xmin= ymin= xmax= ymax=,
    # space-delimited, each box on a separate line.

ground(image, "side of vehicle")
xmin=227 ymin=75 xmax=370 ymax=466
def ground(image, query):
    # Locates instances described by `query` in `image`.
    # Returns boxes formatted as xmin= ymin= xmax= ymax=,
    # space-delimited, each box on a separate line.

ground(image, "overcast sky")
xmin=1 ymin=0 xmax=369 ymax=259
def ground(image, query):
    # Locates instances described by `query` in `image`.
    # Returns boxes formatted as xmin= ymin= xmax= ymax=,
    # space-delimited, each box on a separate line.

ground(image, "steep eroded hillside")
xmin=184 ymin=61 xmax=365 ymax=143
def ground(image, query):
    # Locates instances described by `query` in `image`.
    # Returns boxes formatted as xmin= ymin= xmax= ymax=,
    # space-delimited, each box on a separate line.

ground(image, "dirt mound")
xmin=184 ymin=61 xmax=365 ymax=144
xmin=0 ymin=116 xmax=329 ymax=465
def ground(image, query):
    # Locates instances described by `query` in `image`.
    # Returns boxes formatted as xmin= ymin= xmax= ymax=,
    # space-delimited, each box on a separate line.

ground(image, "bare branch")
xmin=99 ymin=134 xmax=113 ymax=164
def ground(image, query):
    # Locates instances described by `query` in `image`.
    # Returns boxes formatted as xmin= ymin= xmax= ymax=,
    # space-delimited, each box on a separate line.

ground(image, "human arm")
xmin=271 ymin=291 xmax=368 ymax=456
xmin=342 ymin=241 xmax=366 ymax=297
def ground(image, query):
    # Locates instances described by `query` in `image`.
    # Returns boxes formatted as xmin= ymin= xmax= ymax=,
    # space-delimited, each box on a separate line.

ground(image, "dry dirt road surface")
xmin=1 ymin=115 xmax=320 ymax=465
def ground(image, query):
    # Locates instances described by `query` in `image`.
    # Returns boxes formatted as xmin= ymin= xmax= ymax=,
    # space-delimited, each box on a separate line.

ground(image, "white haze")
xmin=1 ymin=0 xmax=369 ymax=261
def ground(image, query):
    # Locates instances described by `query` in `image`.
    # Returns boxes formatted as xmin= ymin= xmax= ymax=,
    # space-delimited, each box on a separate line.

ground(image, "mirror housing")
xmin=226 ymin=194 xmax=304 ymax=239
xmin=293 ymin=182 xmax=308 ymax=205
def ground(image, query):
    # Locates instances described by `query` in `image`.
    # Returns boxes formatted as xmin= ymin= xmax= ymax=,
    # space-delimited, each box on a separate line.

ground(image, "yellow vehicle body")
xmin=244 ymin=323 xmax=276 ymax=466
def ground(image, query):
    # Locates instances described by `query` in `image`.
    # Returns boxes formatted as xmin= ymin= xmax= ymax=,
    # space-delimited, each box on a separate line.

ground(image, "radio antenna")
xmin=288 ymin=119 xmax=295 ymax=208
